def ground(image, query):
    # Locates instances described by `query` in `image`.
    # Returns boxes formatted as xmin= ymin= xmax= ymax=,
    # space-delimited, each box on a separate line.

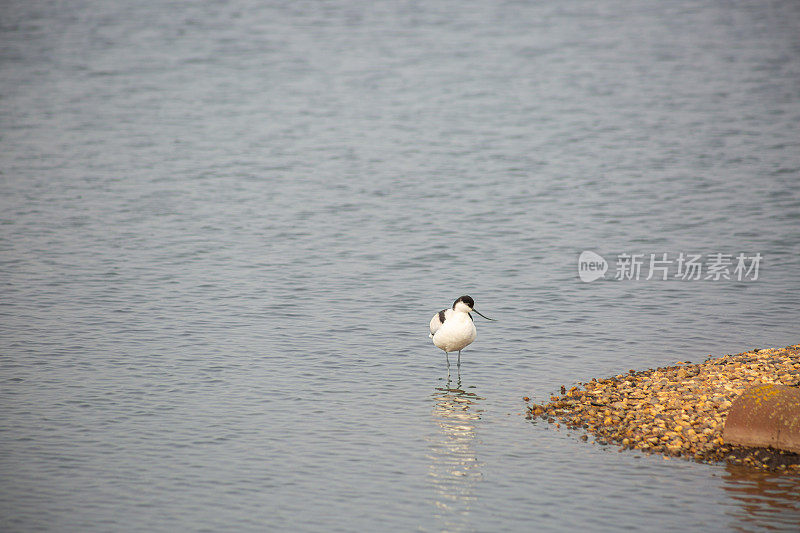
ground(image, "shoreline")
xmin=528 ymin=344 xmax=800 ymax=473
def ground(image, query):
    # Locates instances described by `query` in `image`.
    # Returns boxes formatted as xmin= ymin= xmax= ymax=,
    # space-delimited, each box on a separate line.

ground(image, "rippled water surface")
xmin=2 ymin=1 xmax=800 ymax=531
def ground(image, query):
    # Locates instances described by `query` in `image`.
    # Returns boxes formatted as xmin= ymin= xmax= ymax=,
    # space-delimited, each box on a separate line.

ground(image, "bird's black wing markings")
xmin=438 ymin=309 xmax=447 ymax=324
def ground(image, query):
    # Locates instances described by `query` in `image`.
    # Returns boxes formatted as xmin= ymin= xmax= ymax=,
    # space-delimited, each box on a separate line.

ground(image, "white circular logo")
xmin=578 ymin=251 xmax=608 ymax=282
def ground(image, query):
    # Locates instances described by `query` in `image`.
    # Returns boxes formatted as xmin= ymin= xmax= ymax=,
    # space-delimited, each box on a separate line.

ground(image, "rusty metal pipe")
xmin=723 ymin=384 xmax=800 ymax=453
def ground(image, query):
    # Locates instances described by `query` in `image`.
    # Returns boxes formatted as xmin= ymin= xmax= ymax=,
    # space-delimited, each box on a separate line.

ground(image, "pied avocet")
xmin=429 ymin=295 xmax=494 ymax=367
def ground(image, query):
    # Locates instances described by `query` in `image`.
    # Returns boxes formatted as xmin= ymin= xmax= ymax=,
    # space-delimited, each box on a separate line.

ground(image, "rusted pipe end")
xmin=723 ymin=384 xmax=800 ymax=453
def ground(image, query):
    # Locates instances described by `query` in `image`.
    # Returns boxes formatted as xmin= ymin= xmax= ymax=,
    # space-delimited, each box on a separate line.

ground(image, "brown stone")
xmin=528 ymin=345 xmax=800 ymax=471
xmin=722 ymin=384 xmax=800 ymax=453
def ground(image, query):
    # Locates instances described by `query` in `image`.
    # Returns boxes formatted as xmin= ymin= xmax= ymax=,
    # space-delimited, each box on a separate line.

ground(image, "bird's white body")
xmin=429 ymin=300 xmax=477 ymax=354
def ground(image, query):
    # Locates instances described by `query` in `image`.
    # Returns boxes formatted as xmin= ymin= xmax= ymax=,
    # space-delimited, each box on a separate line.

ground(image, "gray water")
xmin=2 ymin=0 xmax=800 ymax=531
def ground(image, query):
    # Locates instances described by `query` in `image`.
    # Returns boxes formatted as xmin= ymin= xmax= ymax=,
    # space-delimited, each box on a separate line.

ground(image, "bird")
xmin=429 ymin=295 xmax=494 ymax=367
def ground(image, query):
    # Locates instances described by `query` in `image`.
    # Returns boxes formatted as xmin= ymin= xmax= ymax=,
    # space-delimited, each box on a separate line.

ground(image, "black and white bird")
xmin=429 ymin=295 xmax=494 ymax=367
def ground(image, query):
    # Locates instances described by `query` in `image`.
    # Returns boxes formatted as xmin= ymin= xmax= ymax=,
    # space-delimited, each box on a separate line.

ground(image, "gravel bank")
xmin=528 ymin=345 xmax=800 ymax=473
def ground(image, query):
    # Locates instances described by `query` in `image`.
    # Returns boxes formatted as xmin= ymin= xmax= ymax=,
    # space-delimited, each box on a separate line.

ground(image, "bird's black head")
xmin=453 ymin=295 xmax=475 ymax=310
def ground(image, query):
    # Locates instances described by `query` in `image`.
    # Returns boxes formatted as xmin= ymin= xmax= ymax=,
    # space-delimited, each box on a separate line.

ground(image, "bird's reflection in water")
xmin=722 ymin=463 xmax=800 ymax=530
xmin=428 ymin=369 xmax=484 ymax=530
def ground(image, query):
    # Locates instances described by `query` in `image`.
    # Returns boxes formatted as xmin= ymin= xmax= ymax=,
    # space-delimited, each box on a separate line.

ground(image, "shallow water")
xmin=2 ymin=0 xmax=800 ymax=531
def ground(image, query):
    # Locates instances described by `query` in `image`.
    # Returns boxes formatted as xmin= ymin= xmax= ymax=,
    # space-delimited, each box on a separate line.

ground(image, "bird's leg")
xmin=445 ymin=352 xmax=450 ymax=368
xmin=457 ymin=350 xmax=461 ymax=367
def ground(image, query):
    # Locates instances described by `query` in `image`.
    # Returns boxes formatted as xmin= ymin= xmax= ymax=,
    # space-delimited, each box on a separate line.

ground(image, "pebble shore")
xmin=528 ymin=345 xmax=800 ymax=473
